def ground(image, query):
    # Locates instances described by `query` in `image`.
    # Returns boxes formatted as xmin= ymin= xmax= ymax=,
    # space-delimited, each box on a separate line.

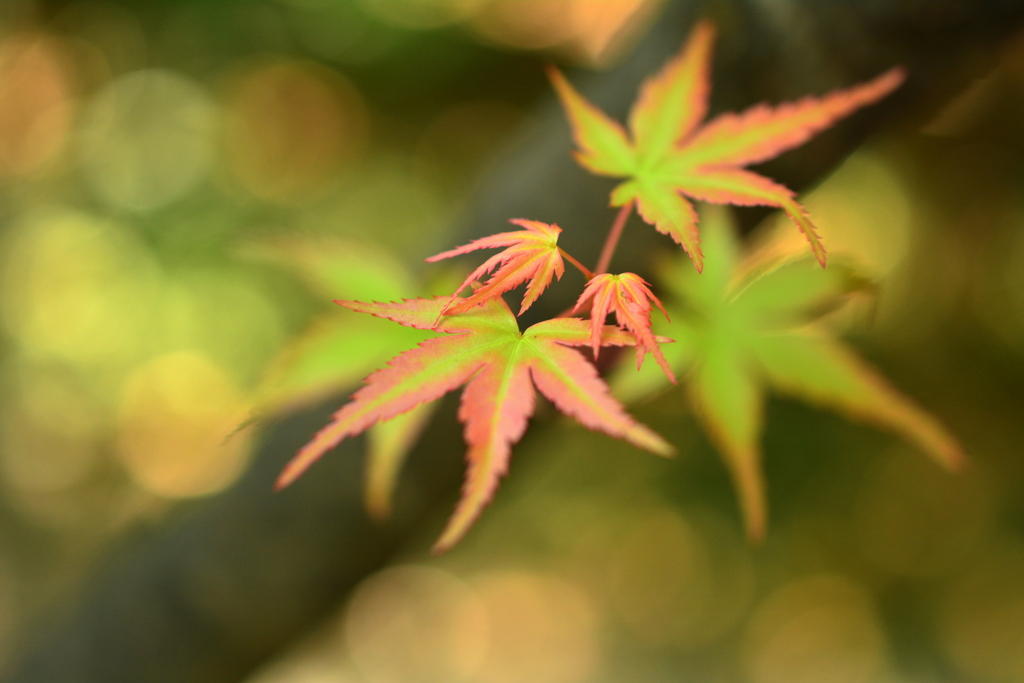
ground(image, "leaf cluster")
xmin=258 ymin=19 xmax=959 ymax=551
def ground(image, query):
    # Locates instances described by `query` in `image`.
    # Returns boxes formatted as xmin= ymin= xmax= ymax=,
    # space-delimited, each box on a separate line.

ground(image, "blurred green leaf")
xmin=611 ymin=205 xmax=963 ymax=540
xmin=365 ymin=401 xmax=436 ymax=521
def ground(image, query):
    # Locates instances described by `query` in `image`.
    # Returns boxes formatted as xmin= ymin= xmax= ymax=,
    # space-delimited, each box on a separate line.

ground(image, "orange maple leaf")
xmin=427 ymin=219 xmax=581 ymax=316
xmin=574 ymin=272 xmax=675 ymax=383
xmin=548 ymin=19 xmax=905 ymax=271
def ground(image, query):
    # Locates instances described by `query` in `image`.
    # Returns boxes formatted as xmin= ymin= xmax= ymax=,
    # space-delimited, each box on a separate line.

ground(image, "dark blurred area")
xmin=0 ymin=0 xmax=1023 ymax=682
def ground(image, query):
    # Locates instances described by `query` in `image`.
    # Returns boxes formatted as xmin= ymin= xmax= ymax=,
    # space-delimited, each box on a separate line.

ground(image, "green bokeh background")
xmin=0 ymin=1 xmax=1022 ymax=682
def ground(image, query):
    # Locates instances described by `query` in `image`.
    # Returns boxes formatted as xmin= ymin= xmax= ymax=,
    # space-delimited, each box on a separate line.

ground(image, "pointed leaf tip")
xmin=432 ymin=359 xmax=536 ymax=552
xmin=628 ymin=19 xmax=716 ymax=163
xmin=735 ymin=453 xmax=768 ymax=543
xmin=682 ymin=65 xmax=907 ymax=169
xmin=627 ymin=423 xmax=675 ymax=457
xmin=752 ymin=330 xmax=966 ymax=475
xmin=548 ymin=63 xmax=636 ymax=176
xmin=333 ymin=297 xmax=452 ymax=331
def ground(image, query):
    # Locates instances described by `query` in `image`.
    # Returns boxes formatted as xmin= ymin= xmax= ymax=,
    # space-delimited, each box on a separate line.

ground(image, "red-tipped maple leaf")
xmin=548 ymin=19 xmax=905 ymax=271
xmin=574 ymin=272 xmax=675 ymax=383
xmin=427 ymin=219 xmax=567 ymax=316
xmin=275 ymin=295 xmax=673 ymax=552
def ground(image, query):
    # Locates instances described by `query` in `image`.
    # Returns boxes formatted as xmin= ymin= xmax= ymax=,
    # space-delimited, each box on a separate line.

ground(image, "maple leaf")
xmin=275 ymin=295 xmax=673 ymax=552
xmin=548 ymin=19 xmax=905 ymax=271
xmin=242 ymin=237 xmax=448 ymax=519
xmin=573 ymin=272 xmax=675 ymax=383
xmin=427 ymin=219 xmax=579 ymax=316
xmin=611 ymin=206 xmax=963 ymax=542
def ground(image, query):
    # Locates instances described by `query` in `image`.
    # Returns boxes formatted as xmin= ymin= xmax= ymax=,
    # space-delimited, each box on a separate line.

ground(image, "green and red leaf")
xmin=550 ymin=19 xmax=905 ymax=270
xmin=612 ymin=180 xmax=703 ymax=269
xmin=277 ymin=295 xmax=672 ymax=552
xmin=627 ymin=19 xmax=715 ymax=165
xmin=682 ymin=67 xmax=906 ymax=168
xmin=546 ymin=66 xmax=636 ymax=177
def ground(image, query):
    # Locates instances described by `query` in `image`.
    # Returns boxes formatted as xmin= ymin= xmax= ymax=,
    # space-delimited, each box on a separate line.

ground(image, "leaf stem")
xmin=560 ymin=248 xmax=594 ymax=281
xmin=594 ymin=201 xmax=634 ymax=275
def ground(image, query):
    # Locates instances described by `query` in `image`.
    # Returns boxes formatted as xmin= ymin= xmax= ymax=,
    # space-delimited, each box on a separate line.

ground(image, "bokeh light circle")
xmin=471 ymin=570 xmax=599 ymax=683
xmin=345 ymin=564 xmax=489 ymax=683
xmin=0 ymin=34 xmax=74 ymax=178
xmin=224 ymin=60 xmax=367 ymax=203
xmin=742 ymin=574 xmax=888 ymax=683
xmin=0 ymin=209 xmax=160 ymax=367
xmin=0 ymin=365 xmax=101 ymax=494
xmin=115 ymin=351 xmax=250 ymax=498
xmin=605 ymin=508 xmax=756 ymax=649
xmin=78 ymin=69 xmax=218 ymax=211
xmin=937 ymin=544 xmax=1024 ymax=682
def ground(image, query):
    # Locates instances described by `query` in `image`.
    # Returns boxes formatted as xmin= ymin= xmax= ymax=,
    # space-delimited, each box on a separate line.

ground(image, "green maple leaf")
xmin=549 ymin=19 xmax=905 ymax=271
xmin=244 ymin=237 xmax=447 ymax=519
xmin=612 ymin=206 xmax=964 ymax=541
xmin=276 ymin=295 xmax=673 ymax=552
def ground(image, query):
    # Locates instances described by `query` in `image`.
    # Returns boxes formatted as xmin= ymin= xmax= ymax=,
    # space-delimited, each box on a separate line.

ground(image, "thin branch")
xmin=594 ymin=201 xmax=634 ymax=275
xmin=560 ymin=248 xmax=594 ymax=280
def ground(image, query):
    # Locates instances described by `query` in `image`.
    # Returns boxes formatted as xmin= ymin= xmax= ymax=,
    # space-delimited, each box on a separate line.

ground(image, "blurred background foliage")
xmin=0 ymin=0 xmax=1022 ymax=682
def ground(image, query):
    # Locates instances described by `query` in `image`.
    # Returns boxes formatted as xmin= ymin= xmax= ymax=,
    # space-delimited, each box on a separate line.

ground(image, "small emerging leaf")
xmin=574 ymin=272 xmax=676 ymax=383
xmin=427 ymin=219 xmax=565 ymax=316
